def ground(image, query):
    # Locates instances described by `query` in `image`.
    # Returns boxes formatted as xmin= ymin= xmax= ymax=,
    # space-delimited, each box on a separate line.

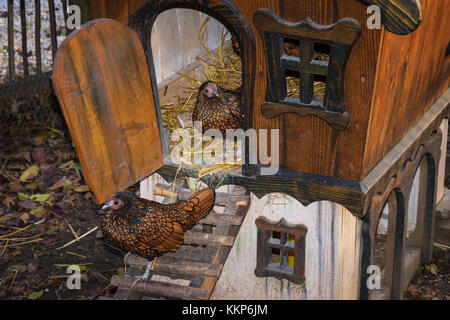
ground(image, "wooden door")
xmin=53 ymin=19 xmax=163 ymax=204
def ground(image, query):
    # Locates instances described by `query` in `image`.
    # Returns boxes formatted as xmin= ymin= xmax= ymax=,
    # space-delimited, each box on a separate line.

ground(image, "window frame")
xmin=255 ymin=216 xmax=308 ymax=284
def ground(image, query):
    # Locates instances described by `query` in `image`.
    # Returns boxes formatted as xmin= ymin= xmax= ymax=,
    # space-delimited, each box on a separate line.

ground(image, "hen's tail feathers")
xmin=179 ymin=188 xmax=215 ymax=229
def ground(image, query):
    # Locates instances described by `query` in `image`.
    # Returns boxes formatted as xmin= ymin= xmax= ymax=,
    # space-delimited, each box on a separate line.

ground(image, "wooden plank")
xmin=154 ymin=184 xmax=249 ymax=206
xmin=177 ymin=8 xmax=203 ymax=67
xmin=110 ymin=275 xmax=209 ymax=300
xmin=155 ymin=10 xmax=183 ymax=80
xmin=113 ymin=265 xmax=143 ymax=300
xmin=52 ymin=19 xmax=163 ymax=203
xmin=198 ymin=213 xmax=244 ymax=226
xmin=184 ymin=231 xmax=235 ymax=247
xmin=124 ymin=253 xmax=223 ymax=277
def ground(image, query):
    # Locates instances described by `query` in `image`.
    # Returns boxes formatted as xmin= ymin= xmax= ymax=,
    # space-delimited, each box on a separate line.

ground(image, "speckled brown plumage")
xmin=193 ymin=81 xmax=242 ymax=135
xmin=100 ymin=188 xmax=215 ymax=258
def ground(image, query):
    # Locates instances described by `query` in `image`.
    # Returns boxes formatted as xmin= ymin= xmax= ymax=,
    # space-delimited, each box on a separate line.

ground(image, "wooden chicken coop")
xmin=53 ymin=0 xmax=449 ymax=300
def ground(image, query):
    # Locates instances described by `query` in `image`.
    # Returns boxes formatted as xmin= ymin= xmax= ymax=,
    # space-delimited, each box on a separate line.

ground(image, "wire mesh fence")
xmin=0 ymin=0 xmax=70 ymax=137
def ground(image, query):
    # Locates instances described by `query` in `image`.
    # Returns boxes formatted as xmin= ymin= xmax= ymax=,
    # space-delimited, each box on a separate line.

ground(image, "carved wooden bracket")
xmin=253 ymin=9 xmax=361 ymax=130
xmin=357 ymin=0 xmax=422 ymax=35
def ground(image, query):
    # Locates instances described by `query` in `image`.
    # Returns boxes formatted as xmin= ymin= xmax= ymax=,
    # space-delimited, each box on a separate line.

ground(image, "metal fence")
xmin=0 ymin=0 xmax=70 ymax=135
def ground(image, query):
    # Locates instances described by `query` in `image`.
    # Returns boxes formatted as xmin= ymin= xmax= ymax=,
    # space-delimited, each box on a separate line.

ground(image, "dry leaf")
xmin=19 ymin=165 xmax=39 ymax=182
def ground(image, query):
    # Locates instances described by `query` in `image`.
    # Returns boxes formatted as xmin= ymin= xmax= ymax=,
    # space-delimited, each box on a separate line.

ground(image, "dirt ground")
xmin=0 ymin=99 xmax=448 ymax=300
xmin=0 ymin=104 xmax=137 ymax=300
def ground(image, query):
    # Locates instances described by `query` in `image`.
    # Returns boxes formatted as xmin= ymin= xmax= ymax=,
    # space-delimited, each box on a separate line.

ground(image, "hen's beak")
xmin=101 ymin=201 xmax=111 ymax=211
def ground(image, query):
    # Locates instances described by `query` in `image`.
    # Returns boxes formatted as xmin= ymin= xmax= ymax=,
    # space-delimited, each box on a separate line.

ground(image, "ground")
xmin=0 ymin=112 xmax=137 ymax=300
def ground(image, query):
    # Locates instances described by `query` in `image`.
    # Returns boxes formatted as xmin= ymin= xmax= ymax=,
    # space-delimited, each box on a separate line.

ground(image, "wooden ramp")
xmin=100 ymin=184 xmax=250 ymax=300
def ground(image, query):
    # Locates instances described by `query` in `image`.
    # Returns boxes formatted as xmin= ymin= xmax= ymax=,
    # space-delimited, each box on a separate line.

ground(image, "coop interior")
xmin=151 ymin=9 xmax=331 ymax=178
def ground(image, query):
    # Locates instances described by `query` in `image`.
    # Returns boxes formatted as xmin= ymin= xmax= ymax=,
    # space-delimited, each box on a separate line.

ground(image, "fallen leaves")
xmin=27 ymin=290 xmax=43 ymax=300
xmin=19 ymin=165 xmax=39 ymax=182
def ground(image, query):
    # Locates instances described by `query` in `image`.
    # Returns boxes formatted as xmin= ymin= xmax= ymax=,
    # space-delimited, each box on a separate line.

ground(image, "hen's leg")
xmin=135 ymin=256 xmax=157 ymax=281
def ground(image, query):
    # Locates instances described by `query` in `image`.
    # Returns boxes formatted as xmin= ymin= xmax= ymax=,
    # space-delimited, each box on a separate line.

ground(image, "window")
xmin=254 ymin=216 xmax=307 ymax=284
xmin=253 ymin=9 xmax=361 ymax=130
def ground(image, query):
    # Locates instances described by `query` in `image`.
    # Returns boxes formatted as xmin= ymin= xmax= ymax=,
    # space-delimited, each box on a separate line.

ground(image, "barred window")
xmin=254 ymin=216 xmax=307 ymax=284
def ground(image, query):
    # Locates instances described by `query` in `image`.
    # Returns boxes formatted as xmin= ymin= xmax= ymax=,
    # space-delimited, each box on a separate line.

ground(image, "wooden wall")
xmin=151 ymin=9 xmax=227 ymax=85
xmin=210 ymin=192 xmax=362 ymax=300
xmin=362 ymin=0 xmax=450 ymax=176
xmin=87 ymin=0 xmax=147 ymax=24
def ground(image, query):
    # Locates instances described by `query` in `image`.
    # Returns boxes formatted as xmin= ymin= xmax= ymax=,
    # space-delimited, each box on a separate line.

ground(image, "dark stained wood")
xmin=261 ymin=102 xmax=350 ymax=130
xmin=52 ymin=19 xmax=163 ymax=204
xmin=356 ymin=0 xmax=422 ymax=35
xmin=157 ymin=165 xmax=366 ymax=216
xmin=253 ymin=9 xmax=361 ymax=45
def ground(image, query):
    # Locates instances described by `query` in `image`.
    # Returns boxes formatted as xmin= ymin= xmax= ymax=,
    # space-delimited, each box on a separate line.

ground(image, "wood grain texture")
xmin=363 ymin=0 xmax=450 ymax=176
xmin=52 ymin=19 xmax=163 ymax=204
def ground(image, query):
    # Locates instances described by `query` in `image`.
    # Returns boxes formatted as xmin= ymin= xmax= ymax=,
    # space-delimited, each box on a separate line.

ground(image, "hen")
xmin=193 ymin=81 xmax=242 ymax=135
xmin=100 ymin=188 xmax=215 ymax=279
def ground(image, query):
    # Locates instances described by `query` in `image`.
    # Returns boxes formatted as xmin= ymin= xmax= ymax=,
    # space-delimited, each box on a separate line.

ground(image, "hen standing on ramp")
xmin=100 ymin=188 xmax=215 ymax=279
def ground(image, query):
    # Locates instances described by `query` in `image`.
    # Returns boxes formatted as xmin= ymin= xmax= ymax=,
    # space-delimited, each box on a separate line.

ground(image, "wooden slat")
xmin=198 ymin=213 xmax=244 ymax=226
xmin=35 ymin=0 xmax=42 ymax=76
xmin=7 ymin=0 xmax=14 ymax=81
xmin=20 ymin=0 xmax=29 ymax=78
xmin=154 ymin=184 xmax=249 ymax=207
xmin=52 ymin=19 xmax=163 ymax=203
xmin=124 ymin=253 xmax=223 ymax=278
xmin=110 ymin=275 xmax=209 ymax=300
xmin=113 ymin=265 xmax=143 ymax=300
xmin=184 ymin=231 xmax=235 ymax=247
xmin=48 ymin=0 xmax=58 ymax=60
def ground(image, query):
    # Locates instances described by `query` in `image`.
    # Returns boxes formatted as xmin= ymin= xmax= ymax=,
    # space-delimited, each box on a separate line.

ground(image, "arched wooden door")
xmin=52 ymin=19 xmax=164 ymax=204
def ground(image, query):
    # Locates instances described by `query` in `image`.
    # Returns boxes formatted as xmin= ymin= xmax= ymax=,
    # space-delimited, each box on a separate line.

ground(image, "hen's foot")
xmin=135 ymin=257 xmax=157 ymax=282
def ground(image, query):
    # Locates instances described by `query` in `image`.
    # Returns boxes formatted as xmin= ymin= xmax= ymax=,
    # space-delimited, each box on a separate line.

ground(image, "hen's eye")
xmin=113 ymin=200 xmax=119 ymax=205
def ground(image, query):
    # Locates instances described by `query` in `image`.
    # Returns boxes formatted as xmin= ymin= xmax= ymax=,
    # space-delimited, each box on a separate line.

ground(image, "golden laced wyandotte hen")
xmin=100 ymin=188 xmax=215 ymax=281
xmin=193 ymin=81 xmax=242 ymax=135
